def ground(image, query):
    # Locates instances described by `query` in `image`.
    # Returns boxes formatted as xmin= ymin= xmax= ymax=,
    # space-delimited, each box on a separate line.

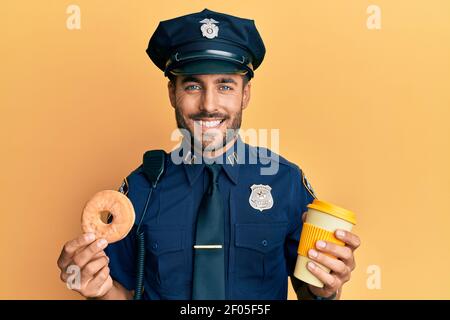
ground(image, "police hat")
xmin=146 ymin=8 xmax=266 ymax=79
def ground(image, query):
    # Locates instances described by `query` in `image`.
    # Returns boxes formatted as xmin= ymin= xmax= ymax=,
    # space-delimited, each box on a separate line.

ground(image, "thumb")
xmin=302 ymin=212 xmax=307 ymax=223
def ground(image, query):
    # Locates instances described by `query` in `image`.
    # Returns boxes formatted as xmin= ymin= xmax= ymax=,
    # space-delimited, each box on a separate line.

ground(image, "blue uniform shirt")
xmin=105 ymin=137 xmax=315 ymax=299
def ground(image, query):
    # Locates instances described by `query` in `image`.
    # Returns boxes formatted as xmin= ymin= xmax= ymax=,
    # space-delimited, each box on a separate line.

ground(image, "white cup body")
xmin=293 ymin=208 xmax=354 ymax=288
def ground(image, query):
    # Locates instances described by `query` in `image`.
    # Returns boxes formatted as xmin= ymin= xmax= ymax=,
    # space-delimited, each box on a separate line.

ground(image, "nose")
xmin=199 ymin=86 xmax=217 ymax=113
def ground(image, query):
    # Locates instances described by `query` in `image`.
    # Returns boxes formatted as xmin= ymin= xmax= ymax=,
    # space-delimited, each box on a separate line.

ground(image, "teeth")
xmin=198 ymin=120 xmax=222 ymax=128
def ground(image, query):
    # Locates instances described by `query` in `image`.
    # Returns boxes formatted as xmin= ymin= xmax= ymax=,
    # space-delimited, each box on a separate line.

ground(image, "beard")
xmin=175 ymin=104 xmax=242 ymax=152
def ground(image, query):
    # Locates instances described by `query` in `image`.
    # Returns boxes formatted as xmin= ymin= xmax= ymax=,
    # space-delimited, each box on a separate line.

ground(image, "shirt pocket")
xmin=144 ymin=225 xmax=189 ymax=290
xmin=234 ymin=222 xmax=288 ymax=294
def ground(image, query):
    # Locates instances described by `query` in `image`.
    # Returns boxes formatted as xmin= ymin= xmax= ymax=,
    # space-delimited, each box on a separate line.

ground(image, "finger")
xmin=307 ymin=261 xmax=341 ymax=292
xmin=75 ymin=246 xmax=107 ymax=258
xmin=72 ymin=239 xmax=108 ymax=270
xmin=335 ymin=230 xmax=361 ymax=251
xmin=92 ymin=274 xmax=113 ymax=298
xmin=83 ymin=265 xmax=112 ymax=298
xmin=74 ymin=245 xmax=108 ymax=258
xmin=315 ymin=240 xmax=354 ymax=266
xmin=57 ymin=233 xmax=96 ymax=270
xmin=92 ymin=251 xmax=107 ymax=260
xmin=81 ymin=256 xmax=109 ymax=281
xmin=62 ymin=250 xmax=108 ymax=285
xmin=308 ymin=249 xmax=349 ymax=277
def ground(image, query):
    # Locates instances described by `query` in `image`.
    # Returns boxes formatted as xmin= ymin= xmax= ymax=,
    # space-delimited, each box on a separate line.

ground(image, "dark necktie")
xmin=192 ymin=164 xmax=225 ymax=300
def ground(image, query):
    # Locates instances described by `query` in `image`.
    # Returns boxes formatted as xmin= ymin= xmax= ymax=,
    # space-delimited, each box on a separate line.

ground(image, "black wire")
xmin=133 ymin=187 xmax=153 ymax=300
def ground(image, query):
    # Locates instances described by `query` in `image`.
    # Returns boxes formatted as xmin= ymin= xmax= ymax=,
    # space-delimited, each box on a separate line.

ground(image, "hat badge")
xmin=199 ymin=18 xmax=219 ymax=39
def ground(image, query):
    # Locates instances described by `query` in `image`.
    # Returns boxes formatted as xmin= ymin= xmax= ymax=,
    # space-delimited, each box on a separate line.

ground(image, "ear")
xmin=241 ymin=81 xmax=251 ymax=110
xmin=168 ymin=80 xmax=176 ymax=109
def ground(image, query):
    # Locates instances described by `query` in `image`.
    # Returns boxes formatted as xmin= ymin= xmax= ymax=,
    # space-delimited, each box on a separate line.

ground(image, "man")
xmin=57 ymin=8 xmax=360 ymax=300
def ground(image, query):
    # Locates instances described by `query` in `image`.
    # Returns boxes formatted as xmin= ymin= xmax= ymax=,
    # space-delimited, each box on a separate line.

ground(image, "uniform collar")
xmin=177 ymin=136 xmax=244 ymax=186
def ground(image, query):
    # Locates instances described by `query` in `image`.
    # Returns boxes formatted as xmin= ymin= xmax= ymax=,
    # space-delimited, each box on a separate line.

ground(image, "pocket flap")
xmin=235 ymin=222 xmax=287 ymax=253
xmin=145 ymin=226 xmax=185 ymax=256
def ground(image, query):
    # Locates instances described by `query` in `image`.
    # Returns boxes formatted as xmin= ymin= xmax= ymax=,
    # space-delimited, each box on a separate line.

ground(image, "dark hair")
xmin=168 ymin=73 xmax=250 ymax=88
xmin=167 ymin=73 xmax=177 ymax=84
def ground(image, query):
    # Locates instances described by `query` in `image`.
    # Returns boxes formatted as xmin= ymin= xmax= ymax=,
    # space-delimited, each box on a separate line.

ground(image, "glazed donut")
xmin=81 ymin=190 xmax=135 ymax=244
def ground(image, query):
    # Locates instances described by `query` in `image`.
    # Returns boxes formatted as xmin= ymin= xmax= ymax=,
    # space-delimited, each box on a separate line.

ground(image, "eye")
xmin=185 ymin=85 xmax=201 ymax=91
xmin=219 ymin=85 xmax=233 ymax=91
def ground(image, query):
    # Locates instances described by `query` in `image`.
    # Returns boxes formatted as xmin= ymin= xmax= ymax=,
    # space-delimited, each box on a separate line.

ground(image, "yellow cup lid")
xmin=307 ymin=199 xmax=357 ymax=225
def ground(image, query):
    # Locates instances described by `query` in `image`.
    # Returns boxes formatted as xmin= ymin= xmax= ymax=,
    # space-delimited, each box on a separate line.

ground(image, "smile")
xmin=194 ymin=119 xmax=225 ymax=129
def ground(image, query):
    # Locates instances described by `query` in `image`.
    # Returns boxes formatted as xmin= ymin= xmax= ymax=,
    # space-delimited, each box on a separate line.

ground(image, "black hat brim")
xmin=166 ymin=59 xmax=252 ymax=77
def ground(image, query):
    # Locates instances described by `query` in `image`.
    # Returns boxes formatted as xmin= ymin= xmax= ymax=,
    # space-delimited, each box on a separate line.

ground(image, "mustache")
xmin=190 ymin=112 xmax=229 ymax=120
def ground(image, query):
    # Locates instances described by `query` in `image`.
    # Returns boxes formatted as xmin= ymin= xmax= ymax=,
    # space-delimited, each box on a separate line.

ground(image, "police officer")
xmin=57 ymin=8 xmax=360 ymax=300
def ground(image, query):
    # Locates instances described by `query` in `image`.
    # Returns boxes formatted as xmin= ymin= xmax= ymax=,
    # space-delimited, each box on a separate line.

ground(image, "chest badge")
xmin=199 ymin=18 xmax=219 ymax=39
xmin=249 ymin=184 xmax=274 ymax=212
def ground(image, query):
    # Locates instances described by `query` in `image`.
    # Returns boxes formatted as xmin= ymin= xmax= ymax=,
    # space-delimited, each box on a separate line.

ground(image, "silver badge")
xmin=249 ymin=184 xmax=274 ymax=212
xmin=199 ymin=18 xmax=219 ymax=39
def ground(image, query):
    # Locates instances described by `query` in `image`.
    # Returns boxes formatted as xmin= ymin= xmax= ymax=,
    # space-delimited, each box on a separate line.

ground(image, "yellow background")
xmin=1 ymin=0 xmax=449 ymax=299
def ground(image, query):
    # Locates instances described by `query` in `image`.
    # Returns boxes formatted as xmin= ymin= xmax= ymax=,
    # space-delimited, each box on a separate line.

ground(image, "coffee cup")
xmin=294 ymin=199 xmax=356 ymax=287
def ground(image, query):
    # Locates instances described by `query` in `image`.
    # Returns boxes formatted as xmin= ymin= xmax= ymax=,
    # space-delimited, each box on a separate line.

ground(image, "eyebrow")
xmin=181 ymin=76 xmax=201 ymax=84
xmin=180 ymin=76 xmax=238 ymax=85
xmin=215 ymin=77 xmax=237 ymax=85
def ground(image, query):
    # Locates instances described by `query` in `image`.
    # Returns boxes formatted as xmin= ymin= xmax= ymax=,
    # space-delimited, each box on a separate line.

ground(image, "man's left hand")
xmin=306 ymin=229 xmax=361 ymax=299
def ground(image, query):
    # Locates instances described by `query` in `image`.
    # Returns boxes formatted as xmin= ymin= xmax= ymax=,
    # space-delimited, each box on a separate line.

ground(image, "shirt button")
xmin=262 ymin=240 xmax=268 ymax=247
xmin=152 ymin=242 xmax=158 ymax=250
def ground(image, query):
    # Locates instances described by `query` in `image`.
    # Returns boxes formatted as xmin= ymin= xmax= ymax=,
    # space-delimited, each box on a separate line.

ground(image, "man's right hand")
xmin=57 ymin=233 xmax=113 ymax=299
